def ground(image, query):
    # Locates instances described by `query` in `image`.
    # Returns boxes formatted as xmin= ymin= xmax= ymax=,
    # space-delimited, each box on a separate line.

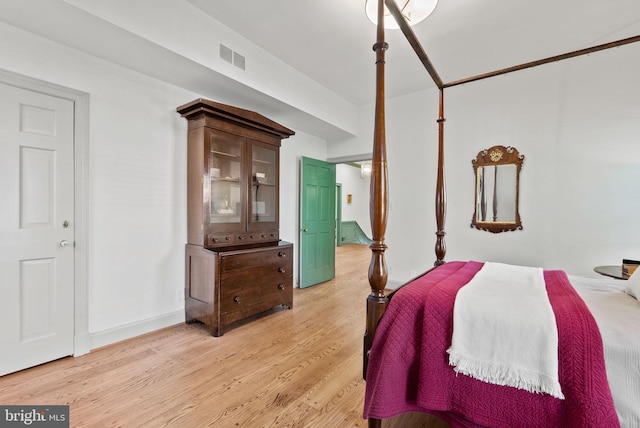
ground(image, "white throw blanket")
xmin=447 ymin=262 xmax=564 ymax=399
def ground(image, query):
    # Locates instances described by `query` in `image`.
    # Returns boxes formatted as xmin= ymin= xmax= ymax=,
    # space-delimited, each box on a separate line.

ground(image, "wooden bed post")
xmin=363 ymin=0 xmax=389 ymax=383
xmin=434 ymin=88 xmax=446 ymax=266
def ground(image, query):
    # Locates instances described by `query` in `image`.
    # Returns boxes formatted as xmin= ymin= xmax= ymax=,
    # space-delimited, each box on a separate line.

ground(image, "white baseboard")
xmin=89 ymin=310 xmax=185 ymax=350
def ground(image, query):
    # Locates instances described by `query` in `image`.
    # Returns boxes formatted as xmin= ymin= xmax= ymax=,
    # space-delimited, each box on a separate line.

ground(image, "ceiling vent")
xmin=219 ymin=44 xmax=233 ymax=63
xmin=219 ymin=44 xmax=245 ymax=71
xmin=233 ymin=52 xmax=245 ymax=70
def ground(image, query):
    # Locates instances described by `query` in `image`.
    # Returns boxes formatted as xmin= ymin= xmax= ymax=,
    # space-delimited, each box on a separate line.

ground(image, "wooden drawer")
xmin=207 ymin=230 xmax=279 ymax=248
xmin=221 ymin=266 xmax=290 ymax=289
xmin=220 ymin=280 xmax=291 ymax=311
xmin=207 ymin=233 xmax=235 ymax=247
xmin=220 ymin=278 xmax=292 ymax=327
xmin=220 ymin=246 xmax=292 ymax=273
xmin=237 ymin=230 xmax=279 ymax=244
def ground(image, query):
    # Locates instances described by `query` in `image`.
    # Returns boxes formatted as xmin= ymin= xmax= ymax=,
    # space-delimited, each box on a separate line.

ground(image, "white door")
xmin=0 ymin=82 xmax=75 ymax=376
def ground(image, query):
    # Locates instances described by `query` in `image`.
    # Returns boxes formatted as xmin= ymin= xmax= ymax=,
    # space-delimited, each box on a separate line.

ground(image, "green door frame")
xmin=336 ymin=183 xmax=342 ymax=247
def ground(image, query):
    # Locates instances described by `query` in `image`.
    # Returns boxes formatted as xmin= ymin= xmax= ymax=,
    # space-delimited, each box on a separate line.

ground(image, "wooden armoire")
xmin=177 ymin=98 xmax=295 ymax=337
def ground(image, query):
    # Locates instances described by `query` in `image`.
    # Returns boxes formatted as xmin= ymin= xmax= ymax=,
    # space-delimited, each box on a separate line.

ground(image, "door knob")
xmin=59 ymin=240 xmax=71 ymax=247
xmin=302 ymin=228 xmax=309 ymax=232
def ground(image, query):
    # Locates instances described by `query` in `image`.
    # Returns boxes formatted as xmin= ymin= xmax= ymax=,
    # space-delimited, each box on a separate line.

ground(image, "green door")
xmin=299 ymin=157 xmax=336 ymax=288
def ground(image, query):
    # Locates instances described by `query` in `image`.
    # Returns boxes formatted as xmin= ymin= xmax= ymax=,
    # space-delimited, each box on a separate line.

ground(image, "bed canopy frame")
xmin=363 ymin=0 xmax=640 ymax=406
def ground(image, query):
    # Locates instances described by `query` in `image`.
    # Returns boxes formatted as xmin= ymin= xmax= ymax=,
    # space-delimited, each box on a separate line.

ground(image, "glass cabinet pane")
xmin=250 ymin=144 xmax=277 ymax=224
xmin=210 ymin=134 xmax=243 ymax=225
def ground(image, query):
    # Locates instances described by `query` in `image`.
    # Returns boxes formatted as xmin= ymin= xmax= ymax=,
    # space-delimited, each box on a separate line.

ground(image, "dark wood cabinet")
xmin=177 ymin=98 xmax=294 ymax=336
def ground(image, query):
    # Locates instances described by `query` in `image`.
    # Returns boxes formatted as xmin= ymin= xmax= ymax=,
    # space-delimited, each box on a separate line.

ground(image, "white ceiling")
xmin=187 ymin=0 xmax=640 ymax=105
xmin=1 ymin=0 xmax=639 ymax=137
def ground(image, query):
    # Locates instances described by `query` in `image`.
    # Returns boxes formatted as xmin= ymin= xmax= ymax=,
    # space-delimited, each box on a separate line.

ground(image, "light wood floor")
xmin=0 ymin=244 xmax=449 ymax=428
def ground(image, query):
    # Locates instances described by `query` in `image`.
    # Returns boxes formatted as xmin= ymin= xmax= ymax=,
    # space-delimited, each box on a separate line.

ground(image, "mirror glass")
xmin=471 ymin=146 xmax=524 ymax=233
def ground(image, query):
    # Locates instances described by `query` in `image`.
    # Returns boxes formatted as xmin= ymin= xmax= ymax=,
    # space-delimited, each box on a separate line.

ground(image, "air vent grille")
xmin=219 ymin=44 xmax=233 ymax=64
xmin=219 ymin=44 xmax=245 ymax=70
xmin=233 ymin=52 xmax=245 ymax=70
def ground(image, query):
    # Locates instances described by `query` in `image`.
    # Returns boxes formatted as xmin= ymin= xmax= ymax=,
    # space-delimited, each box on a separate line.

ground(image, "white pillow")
xmin=625 ymin=268 xmax=640 ymax=300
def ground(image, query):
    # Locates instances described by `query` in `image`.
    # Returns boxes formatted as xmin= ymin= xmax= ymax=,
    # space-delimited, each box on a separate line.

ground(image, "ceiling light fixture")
xmin=365 ymin=0 xmax=438 ymax=29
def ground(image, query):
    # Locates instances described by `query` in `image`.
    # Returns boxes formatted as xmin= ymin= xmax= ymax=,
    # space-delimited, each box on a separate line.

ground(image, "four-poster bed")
xmin=362 ymin=0 xmax=640 ymax=426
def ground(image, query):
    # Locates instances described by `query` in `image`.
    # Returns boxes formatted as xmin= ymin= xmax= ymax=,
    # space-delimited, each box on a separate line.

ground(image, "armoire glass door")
xmin=209 ymin=132 xmax=244 ymax=228
xmin=249 ymin=141 xmax=278 ymax=230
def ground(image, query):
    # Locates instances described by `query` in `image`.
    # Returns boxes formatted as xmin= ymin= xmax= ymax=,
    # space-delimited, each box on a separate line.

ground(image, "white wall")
xmin=332 ymin=44 xmax=640 ymax=286
xmin=279 ymin=131 xmax=328 ymax=285
xmin=64 ymin=0 xmax=357 ymax=138
xmin=0 ymin=22 xmax=198 ymax=343
xmin=336 ymin=164 xmax=372 ymax=239
xmin=0 ymin=21 xmax=329 ymax=348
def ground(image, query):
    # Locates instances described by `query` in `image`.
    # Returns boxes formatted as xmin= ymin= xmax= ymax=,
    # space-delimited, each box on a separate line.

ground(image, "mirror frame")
xmin=471 ymin=145 xmax=524 ymax=233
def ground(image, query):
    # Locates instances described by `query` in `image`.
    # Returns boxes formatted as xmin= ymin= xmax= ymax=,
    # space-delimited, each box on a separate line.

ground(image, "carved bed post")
xmin=363 ymin=0 xmax=389 ymax=384
xmin=434 ymin=88 xmax=446 ymax=266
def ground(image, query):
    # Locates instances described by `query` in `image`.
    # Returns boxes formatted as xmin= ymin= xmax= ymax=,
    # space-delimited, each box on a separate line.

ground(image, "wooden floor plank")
xmin=0 ymin=244 xmax=449 ymax=427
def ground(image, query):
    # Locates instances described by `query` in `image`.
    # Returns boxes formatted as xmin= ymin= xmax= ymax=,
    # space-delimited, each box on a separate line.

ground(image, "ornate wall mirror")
xmin=471 ymin=145 xmax=524 ymax=233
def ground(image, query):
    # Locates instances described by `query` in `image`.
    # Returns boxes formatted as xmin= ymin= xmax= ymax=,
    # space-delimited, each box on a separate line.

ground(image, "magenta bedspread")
xmin=363 ymin=261 xmax=619 ymax=427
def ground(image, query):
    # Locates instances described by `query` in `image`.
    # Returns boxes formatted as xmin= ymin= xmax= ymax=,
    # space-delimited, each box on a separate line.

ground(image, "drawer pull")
xmin=233 ymin=296 xmax=240 ymax=303
xmin=250 ymin=234 xmax=255 ymax=239
xmin=278 ymin=267 xmax=286 ymax=274
xmin=278 ymin=284 xmax=285 ymax=290
xmin=238 ymin=236 xmax=244 ymax=240
xmin=225 ymin=236 xmax=231 ymax=241
xmin=278 ymin=252 xmax=287 ymax=258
